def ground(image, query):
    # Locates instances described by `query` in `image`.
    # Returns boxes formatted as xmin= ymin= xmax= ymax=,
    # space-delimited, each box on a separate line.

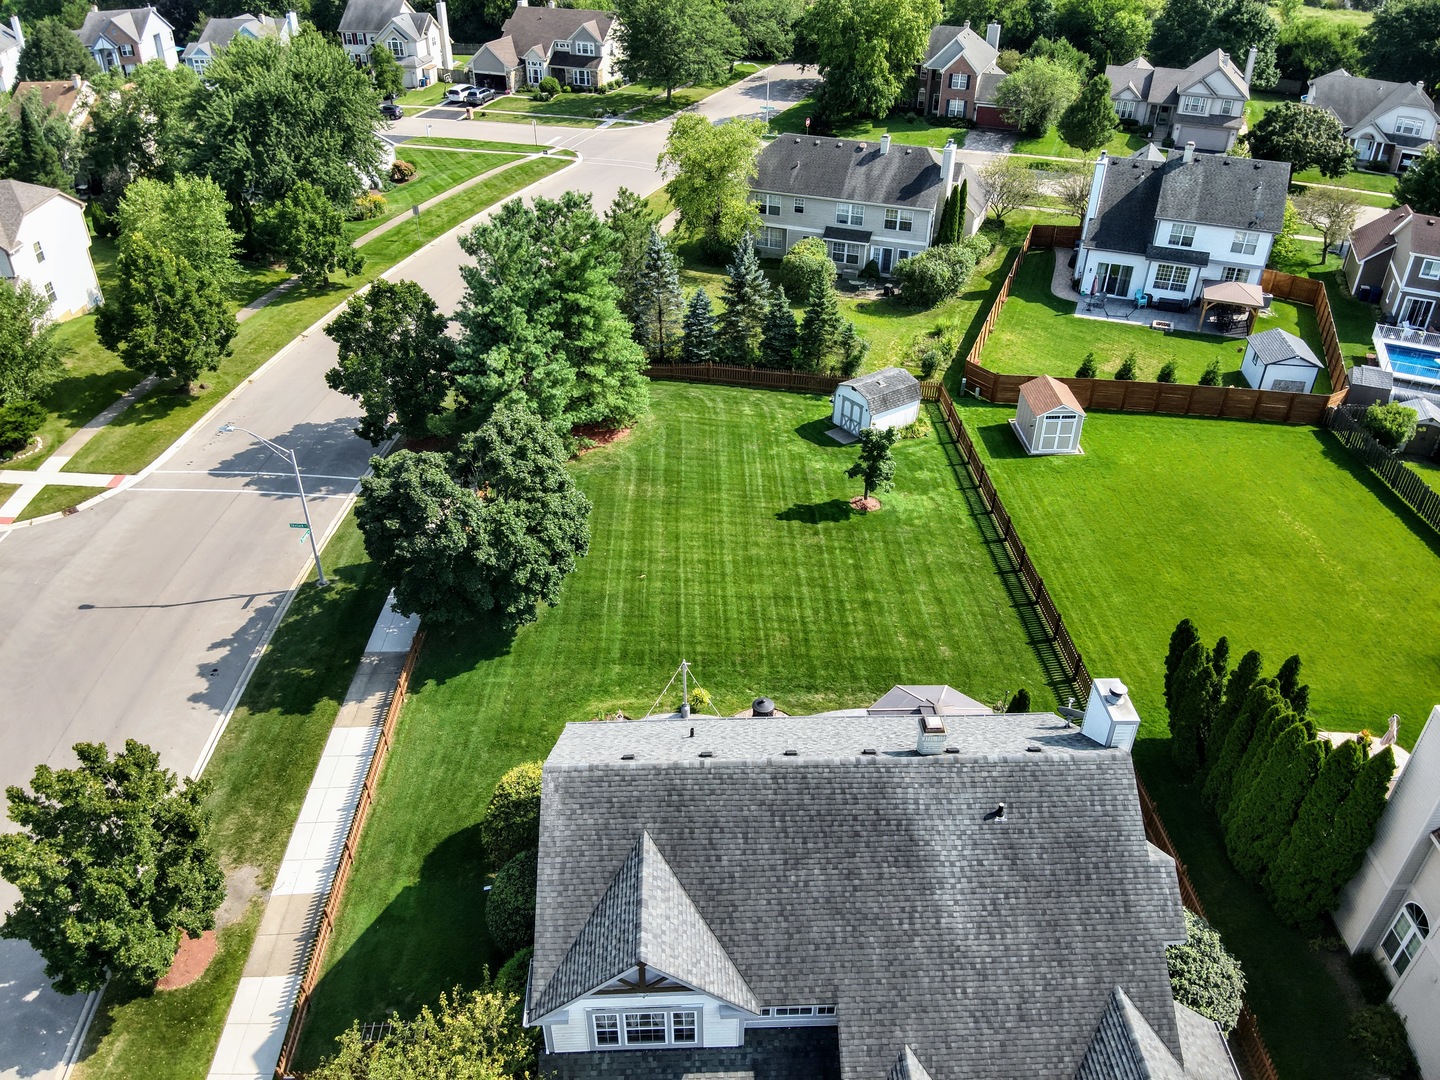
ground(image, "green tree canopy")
xmin=798 ymin=278 xmax=844 ymax=370
xmin=0 ymin=740 xmax=225 ymax=994
xmin=82 ymin=64 xmax=201 ymax=211
xmin=658 ymin=112 xmax=765 ymax=260
xmin=1168 ymin=640 xmax=1219 ymax=778
xmin=0 ymin=278 xmax=64 ymax=404
xmin=1361 ymin=0 xmax=1440 ymax=90
xmin=1163 ymin=618 xmax=1200 ymax=712
xmin=1054 ymin=0 xmax=1150 ymax=68
xmin=324 ymin=279 xmax=455 ymax=444
xmin=759 ymin=294 xmax=800 ymax=370
xmin=1246 ymin=102 xmax=1352 ymax=179
xmin=1026 ymin=32 xmax=1090 ymax=74
xmin=847 ymin=426 xmax=898 ymax=500
xmin=946 ymin=0 xmax=1058 ymax=51
xmin=1167 ymin=911 xmax=1246 ymax=1032
xmin=260 ymin=180 xmax=364 ymax=286
xmin=995 ymin=56 xmax=1081 ymax=135
xmin=1364 ymin=401 xmax=1419 ymax=449
xmin=1276 ymin=16 xmax=1363 ymax=84
xmin=1150 ymin=0 xmax=1280 ymax=87
xmin=370 ymin=41 xmax=406 ymax=99
xmin=1396 ymin=147 xmax=1440 ymax=216
xmin=778 ymin=236 xmax=837 ymax=303
xmin=1224 ymin=718 xmax=1322 ymax=882
xmin=1201 ymin=679 xmax=1281 ymax=814
xmin=727 ymin=0 xmax=803 ymax=60
xmin=616 ymin=0 xmax=741 ymax=103
xmin=487 ymin=848 xmax=538 ymax=955
xmin=715 ymin=233 xmax=772 ymax=365
xmin=605 ymin=185 xmax=662 ymax=304
xmin=117 ymin=175 xmax=238 ymax=282
xmin=806 ymin=0 xmax=942 ymax=119
xmin=480 ymin=761 xmax=543 ymax=868
xmin=11 ymin=93 xmax=68 ymax=189
xmin=1057 ymin=72 xmax=1116 ymax=152
xmin=16 ymin=17 xmax=97 ymax=81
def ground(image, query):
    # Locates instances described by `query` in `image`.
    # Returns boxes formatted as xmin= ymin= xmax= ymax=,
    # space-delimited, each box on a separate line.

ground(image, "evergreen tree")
xmin=1169 ymin=641 xmax=1217 ymax=779
xmin=1202 ymin=680 xmax=1281 ymax=815
xmin=1275 ymin=655 xmax=1302 ymax=704
xmin=798 ymin=279 xmax=844 ymax=371
xmin=1290 ymin=683 xmax=1310 ymax=717
xmin=937 ymin=184 xmax=965 ymax=247
xmin=715 ymin=235 xmax=771 ymax=366
xmin=1210 ymin=636 xmax=1230 ymax=684
xmin=837 ymin=321 xmax=868 ymax=376
xmin=1057 ymin=72 xmax=1117 ymax=153
xmin=1323 ymin=745 xmax=1397 ymax=911
xmin=846 ymin=426 xmax=898 ymax=502
xmin=606 ymin=186 xmax=662 ymax=303
xmin=1224 ymin=719 xmax=1321 ymax=883
xmin=13 ymin=96 xmax=68 ymax=190
xmin=628 ymin=227 xmax=685 ymax=362
xmin=954 ymin=178 xmax=969 ymax=241
xmin=1265 ymin=737 xmax=1367 ymax=925
xmin=681 ymin=288 xmax=717 ymax=365
xmin=1164 ymin=618 xmax=1200 ymax=714
xmin=1222 ymin=700 xmax=1295 ymax=829
xmin=759 ymin=296 xmax=799 ymax=370
xmin=1215 ymin=649 xmax=1263 ymax=751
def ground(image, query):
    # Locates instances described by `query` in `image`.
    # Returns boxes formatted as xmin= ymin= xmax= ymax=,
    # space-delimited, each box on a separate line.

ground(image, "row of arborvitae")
xmin=1165 ymin=619 xmax=1395 ymax=927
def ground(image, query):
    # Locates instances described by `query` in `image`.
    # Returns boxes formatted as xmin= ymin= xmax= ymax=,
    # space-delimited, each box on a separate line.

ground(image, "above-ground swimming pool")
xmin=1374 ymin=326 xmax=1440 ymax=384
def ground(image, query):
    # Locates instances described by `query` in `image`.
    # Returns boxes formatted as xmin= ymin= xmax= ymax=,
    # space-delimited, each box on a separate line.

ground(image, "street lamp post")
xmin=218 ymin=423 xmax=327 ymax=586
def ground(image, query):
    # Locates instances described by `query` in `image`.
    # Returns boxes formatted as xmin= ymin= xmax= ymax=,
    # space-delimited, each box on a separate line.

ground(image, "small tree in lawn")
xmin=628 ymin=227 xmax=685 ymax=362
xmin=1157 ymin=361 xmax=1177 ymax=383
xmin=1167 ymin=911 xmax=1246 ymax=1033
xmin=1246 ymin=102 xmax=1352 ymax=179
xmin=798 ymin=278 xmax=843 ymax=370
xmin=715 ymin=235 xmax=772 ymax=366
xmin=1055 ymin=166 xmax=1092 ymax=222
xmin=1114 ymin=352 xmax=1138 ymax=380
xmin=1057 ymin=72 xmax=1117 ymax=153
xmin=0 ymin=740 xmax=225 ymax=994
xmin=1364 ymin=401 xmax=1418 ymax=449
xmin=262 ymin=181 xmax=364 ymax=287
xmin=324 ymin=279 xmax=454 ymax=445
xmin=759 ymin=296 xmax=799 ymax=370
xmin=1076 ymin=351 xmax=1098 ymax=378
xmin=1274 ymin=654 xmax=1303 ymax=705
xmin=1294 ymin=186 xmax=1364 ymax=264
xmin=370 ymin=44 xmax=405 ymax=100
xmin=487 ymin=847 xmax=539 ymax=954
xmin=681 ymin=288 xmax=717 ymax=364
xmin=847 ymin=427 xmax=898 ymax=507
xmin=480 ymin=761 xmax=543 ymax=867
xmin=0 ymin=278 xmax=65 ymax=406
xmin=979 ymin=157 xmax=1041 ymax=224
xmin=1200 ymin=359 xmax=1222 ymax=386
xmin=778 ymin=236 xmax=837 ymax=303
xmin=607 ymin=186 xmax=662 ymax=303
xmin=837 ymin=322 xmax=868 ymax=377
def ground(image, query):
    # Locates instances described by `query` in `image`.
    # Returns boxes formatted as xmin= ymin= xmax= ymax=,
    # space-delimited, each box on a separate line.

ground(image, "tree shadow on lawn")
xmin=1310 ymin=427 xmax=1440 ymax=558
xmin=296 ymin=822 xmax=495 ymax=1071
xmin=405 ymin=616 xmax=520 ymax=692
xmin=775 ymin=499 xmax=855 ymax=525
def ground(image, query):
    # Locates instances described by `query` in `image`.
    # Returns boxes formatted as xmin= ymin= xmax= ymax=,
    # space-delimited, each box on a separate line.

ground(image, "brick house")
xmin=914 ymin=21 xmax=1010 ymax=127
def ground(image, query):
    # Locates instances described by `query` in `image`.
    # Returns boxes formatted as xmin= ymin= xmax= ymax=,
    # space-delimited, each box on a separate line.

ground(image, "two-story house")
xmin=1106 ymin=48 xmax=1254 ymax=153
xmin=750 ymin=136 xmax=985 ymax=279
xmin=181 ymin=11 xmax=297 ymax=74
xmin=0 ymin=180 xmax=102 ymax=319
xmin=1336 ymin=707 xmax=1439 ymax=1079
xmin=338 ymin=0 xmax=448 ymax=89
xmin=1305 ymin=69 xmax=1439 ymax=174
xmin=468 ymin=1 xmax=620 ymax=94
xmin=525 ymin=682 xmax=1242 ymax=1079
xmin=1345 ymin=205 xmax=1440 ymax=331
xmin=1076 ymin=143 xmax=1289 ymax=308
xmin=0 ymin=16 xmax=24 ymax=94
xmin=75 ymin=7 xmax=178 ymax=73
xmin=9 ymin=76 xmax=96 ymax=131
xmin=914 ymin=20 xmax=1008 ymax=126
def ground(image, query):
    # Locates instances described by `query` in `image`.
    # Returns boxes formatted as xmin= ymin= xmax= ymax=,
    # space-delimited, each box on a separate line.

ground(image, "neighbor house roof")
xmin=1247 ymin=327 xmax=1323 ymax=369
xmin=1019 ymin=374 xmax=1084 ymax=416
xmin=840 ymin=366 xmax=921 ymax=415
xmin=868 ymin=684 xmax=990 ymax=715
xmin=1307 ymin=69 xmax=1439 ymax=141
xmin=0 ymin=179 xmax=79 ymax=252
xmin=475 ymin=5 xmax=613 ymax=71
xmin=1105 ymin=48 xmax=1247 ymax=108
xmin=1348 ymin=364 xmax=1393 ymax=390
xmin=920 ymin=22 xmax=998 ymax=74
xmin=0 ymin=20 xmax=20 ymax=52
xmin=1400 ymin=212 xmax=1440 ymax=259
xmin=529 ymin=706 xmax=1215 ymax=1080
xmin=338 ymin=0 xmax=410 ymax=34
xmin=1398 ymin=395 xmax=1440 ymax=426
xmin=8 ymin=80 xmax=92 ymax=124
xmin=76 ymin=6 xmax=171 ymax=48
xmin=754 ymin=137 xmax=947 ymax=212
xmin=180 ymin=12 xmax=286 ymax=62
xmin=1349 ymin=204 xmax=1411 ymax=263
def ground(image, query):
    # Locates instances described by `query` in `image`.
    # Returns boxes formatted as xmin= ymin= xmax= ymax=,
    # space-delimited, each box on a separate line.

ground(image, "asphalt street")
xmin=0 ymin=64 xmax=814 ymax=1080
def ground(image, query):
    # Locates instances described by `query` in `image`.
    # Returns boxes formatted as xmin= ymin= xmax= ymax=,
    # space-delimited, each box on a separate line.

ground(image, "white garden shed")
xmin=831 ymin=367 xmax=921 ymax=435
xmin=1012 ymin=375 xmax=1085 ymax=456
xmin=1241 ymin=328 xmax=1324 ymax=393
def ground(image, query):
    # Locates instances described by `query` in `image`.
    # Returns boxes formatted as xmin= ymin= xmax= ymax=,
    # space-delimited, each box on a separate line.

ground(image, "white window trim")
xmin=571 ymin=67 xmax=593 ymax=86
xmin=573 ymin=39 xmax=596 ymax=56
xmin=43 ymin=281 xmax=56 ymax=302
xmin=1167 ymin=223 xmax=1196 ymax=248
xmin=884 ymin=208 xmax=914 ymax=233
xmin=758 ymin=225 xmax=786 ymax=249
xmin=792 ymin=197 xmax=805 ymax=214
xmin=1381 ymin=902 xmax=1429 ymax=977
xmin=588 ymin=1009 xmax=702 ymax=1049
xmin=1116 ymin=99 xmax=1135 ymax=119
xmin=1231 ymin=230 xmax=1259 ymax=256
xmin=1395 ymin=116 xmax=1425 ymax=137
xmin=835 ymin=203 xmax=864 ymax=226
xmin=756 ymin=193 xmax=781 ymax=216
xmin=32 ymin=241 xmax=44 ymax=263
xmin=1153 ymin=263 xmax=1192 ymax=292
xmin=946 ymin=98 xmax=964 ymax=118
xmin=1217 ymin=98 xmax=1236 ymax=116
xmin=1180 ymin=95 xmax=1207 ymax=116
xmin=1222 ymin=267 xmax=1250 ymax=283
xmin=1419 ymin=257 xmax=1440 ymax=280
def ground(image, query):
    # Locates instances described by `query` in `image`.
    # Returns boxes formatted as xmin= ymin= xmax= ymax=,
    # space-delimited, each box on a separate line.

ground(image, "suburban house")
xmin=338 ymin=0 xmax=449 ymax=89
xmin=75 ymin=6 xmax=178 ymax=73
xmin=1240 ymin=327 xmax=1324 ymax=393
xmin=468 ymin=2 xmax=620 ymax=94
xmin=1336 ymin=706 xmax=1440 ymax=1079
xmin=525 ymin=681 xmax=1242 ymax=1079
xmin=181 ymin=11 xmax=297 ymax=74
xmin=914 ymin=21 xmax=1009 ymax=127
xmin=0 ymin=179 xmax=102 ymax=319
xmin=1013 ymin=375 xmax=1085 ymax=455
xmin=830 ymin=367 xmax=921 ymax=435
xmin=1344 ymin=205 xmax=1440 ymax=330
xmin=9 ymin=76 xmax=95 ymax=130
xmin=1076 ymin=143 xmax=1290 ymax=309
xmin=0 ymin=15 xmax=23 ymax=94
xmin=750 ymin=136 xmax=983 ymax=278
xmin=1305 ymin=69 xmax=1439 ymax=173
xmin=1105 ymin=48 xmax=1254 ymax=153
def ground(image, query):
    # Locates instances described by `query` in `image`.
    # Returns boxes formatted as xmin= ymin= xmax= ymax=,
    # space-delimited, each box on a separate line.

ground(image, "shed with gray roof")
xmin=1241 ymin=327 xmax=1324 ymax=393
xmin=831 ymin=366 xmax=921 ymax=435
xmin=1346 ymin=363 xmax=1394 ymax=408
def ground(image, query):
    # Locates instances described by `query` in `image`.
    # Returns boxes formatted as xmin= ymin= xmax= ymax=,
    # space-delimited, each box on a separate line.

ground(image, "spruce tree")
xmin=1325 ymin=746 xmax=1397 ymax=909
xmin=837 ymin=322 xmax=867 ymax=377
xmin=1169 ymin=641 xmax=1216 ymax=779
xmin=1264 ymin=737 xmax=1367 ymax=926
xmin=1224 ymin=719 xmax=1321 ymax=883
xmin=758 ymin=296 xmax=799 ymax=370
xmin=935 ymin=188 xmax=956 ymax=247
xmin=680 ymin=289 xmax=716 ymax=364
xmin=1275 ymin=654 xmax=1303 ymax=704
xmin=1057 ymin=72 xmax=1119 ymax=153
xmin=1164 ymin=619 xmax=1201 ymax=714
xmin=629 ymin=227 xmax=685 ymax=362
xmin=798 ymin=279 xmax=844 ymax=371
xmin=1290 ymin=684 xmax=1310 ymax=717
xmin=1222 ymin=700 xmax=1295 ymax=829
xmin=1204 ymin=681 xmax=1282 ymax=815
xmin=955 ymin=178 xmax=969 ymax=240
xmin=715 ymin=235 xmax=771 ymax=366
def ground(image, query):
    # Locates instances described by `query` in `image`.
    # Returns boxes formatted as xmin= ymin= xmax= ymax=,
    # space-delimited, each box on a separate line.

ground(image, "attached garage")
xmin=831 ymin=367 xmax=922 ymax=435
xmin=1012 ymin=375 xmax=1085 ymax=456
xmin=1241 ymin=328 xmax=1324 ymax=393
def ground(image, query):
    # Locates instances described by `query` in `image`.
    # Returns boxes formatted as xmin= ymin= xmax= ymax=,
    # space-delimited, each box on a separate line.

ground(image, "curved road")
xmin=0 ymin=65 xmax=815 ymax=1080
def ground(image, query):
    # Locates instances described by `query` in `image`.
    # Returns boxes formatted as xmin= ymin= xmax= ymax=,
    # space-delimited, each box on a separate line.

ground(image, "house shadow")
xmin=292 ymin=822 xmax=497 ymax=1071
xmin=775 ymin=499 xmax=854 ymax=525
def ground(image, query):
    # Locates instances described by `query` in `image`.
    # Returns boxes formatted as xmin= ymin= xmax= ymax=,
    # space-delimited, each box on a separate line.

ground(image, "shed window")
xmin=1382 ymin=902 xmax=1429 ymax=976
xmin=1153 ymin=264 xmax=1191 ymax=292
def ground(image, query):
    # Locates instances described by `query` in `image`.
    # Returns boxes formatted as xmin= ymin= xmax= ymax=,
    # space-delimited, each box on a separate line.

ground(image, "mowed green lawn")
xmin=981 ymin=249 xmax=1330 ymax=387
xmin=342 ymin=148 xmax=524 ymax=241
xmin=771 ymin=98 xmax=966 ymax=149
xmin=295 ymin=381 xmax=1052 ymax=1066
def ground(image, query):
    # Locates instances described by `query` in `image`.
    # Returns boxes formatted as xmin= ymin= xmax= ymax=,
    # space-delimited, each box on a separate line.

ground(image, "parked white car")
xmin=443 ymin=83 xmax=475 ymax=103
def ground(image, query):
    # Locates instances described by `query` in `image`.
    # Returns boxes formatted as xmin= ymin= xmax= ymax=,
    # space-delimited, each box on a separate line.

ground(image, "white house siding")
xmin=1240 ymin=351 xmax=1320 ymax=393
xmin=0 ymin=45 xmax=20 ymax=92
xmin=4 ymin=195 xmax=100 ymax=319
xmin=831 ymin=385 xmax=871 ymax=433
xmin=1080 ymin=218 xmax=1272 ymax=306
xmin=1389 ymin=846 xmax=1440 ymax=1080
xmin=753 ymin=191 xmax=936 ymax=277
xmin=542 ymin=990 xmax=742 ymax=1054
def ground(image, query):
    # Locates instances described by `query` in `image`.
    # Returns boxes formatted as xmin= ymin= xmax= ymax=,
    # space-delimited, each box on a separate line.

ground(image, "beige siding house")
xmin=1106 ymin=49 xmax=1252 ymax=153
xmin=468 ymin=3 xmax=620 ymax=94
xmin=1305 ymin=70 xmax=1439 ymax=173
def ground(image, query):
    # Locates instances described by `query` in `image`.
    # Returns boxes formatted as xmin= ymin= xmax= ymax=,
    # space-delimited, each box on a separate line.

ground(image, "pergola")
xmin=1197 ymin=281 xmax=1267 ymax=334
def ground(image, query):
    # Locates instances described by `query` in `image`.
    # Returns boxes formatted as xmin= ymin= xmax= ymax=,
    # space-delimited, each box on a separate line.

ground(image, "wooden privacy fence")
xmin=959 ymin=227 xmax=1350 ymax=424
xmin=274 ymin=630 xmax=426 ymax=1078
xmin=1327 ymin=404 xmax=1440 ymax=535
xmin=643 ymin=363 xmax=843 ymax=394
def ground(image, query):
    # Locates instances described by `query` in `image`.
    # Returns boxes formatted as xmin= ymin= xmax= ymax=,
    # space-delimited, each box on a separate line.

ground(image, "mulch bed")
xmin=157 ymin=930 xmax=218 ymax=991
xmin=850 ymin=496 xmax=881 ymax=512
xmin=573 ymin=425 xmax=632 ymax=455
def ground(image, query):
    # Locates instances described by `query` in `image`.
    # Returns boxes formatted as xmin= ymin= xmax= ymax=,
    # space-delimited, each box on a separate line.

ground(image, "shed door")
xmin=1271 ymin=379 xmax=1307 ymax=393
xmin=839 ymin=395 xmax=864 ymax=434
xmin=1037 ymin=411 xmax=1076 ymax=452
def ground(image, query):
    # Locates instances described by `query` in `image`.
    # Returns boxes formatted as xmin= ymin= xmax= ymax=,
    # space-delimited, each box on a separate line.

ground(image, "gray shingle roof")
xmin=531 ymin=709 xmax=1195 ymax=1080
xmin=921 ymin=23 xmax=998 ymax=74
xmin=1105 ymin=49 xmax=1246 ymax=108
xmin=338 ymin=0 xmax=408 ymax=34
xmin=1307 ymin=70 xmax=1438 ymax=140
xmin=1348 ymin=364 xmax=1393 ymax=390
xmin=754 ymin=138 xmax=946 ymax=212
xmin=841 ymin=367 xmax=921 ymax=415
xmin=869 ymin=684 xmax=990 ymax=715
xmin=1247 ymin=327 xmax=1322 ymax=369
xmin=483 ymin=5 xmax=614 ymax=68
xmin=76 ymin=6 xmax=170 ymax=47
xmin=1073 ymin=987 xmax=1188 ymax=1080
xmin=541 ymin=1025 xmax=841 ymax=1079
xmin=1398 ymin=395 xmax=1440 ymax=426
xmin=0 ymin=179 xmax=74 ymax=252
xmin=1349 ymin=205 xmax=1409 ymax=263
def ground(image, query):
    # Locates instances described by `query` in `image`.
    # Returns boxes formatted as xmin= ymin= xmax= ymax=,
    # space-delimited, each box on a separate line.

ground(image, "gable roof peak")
xmin=887 ymin=1045 xmax=936 ymax=1080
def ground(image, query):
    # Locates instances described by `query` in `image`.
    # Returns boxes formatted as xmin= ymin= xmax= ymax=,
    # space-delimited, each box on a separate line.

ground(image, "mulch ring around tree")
xmin=573 ymin=425 xmax=632 ymax=455
xmin=156 ymin=865 xmax=265 ymax=991
xmin=850 ymin=496 xmax=881 ymax=512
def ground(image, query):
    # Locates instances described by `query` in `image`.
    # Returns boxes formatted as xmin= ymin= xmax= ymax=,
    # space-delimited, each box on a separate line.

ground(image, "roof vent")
xmin=752 ymin=697 xmax=775 ymax=718
xmin=783 ymin=748 xmax=798 ymax=756
xmin=698 ymin=750 xmax=714 ymax=758
xmin=944 ymin=746 xmax=960 ymax=754
xmin=857 ymin=142 xmax=865 ymax=151
xmin=985 ymin=802 xmax=1006 ymax=821
xmin=621 ymin=753 xmax=635 ymax=760
xmin=861 ymin=747 xmax=878 ymax=756
xmin=1026 ymin=745 xmax=1042 ymax=753
xmin=1254 ymin=161 xmax=1262 ymax=169
xmin=1105 ymin=681 xmax=1128 ymax=705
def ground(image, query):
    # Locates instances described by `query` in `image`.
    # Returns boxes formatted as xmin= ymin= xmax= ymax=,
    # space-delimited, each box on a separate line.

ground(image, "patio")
xmin=1050 ymin=255 xmax=1253 ymax=336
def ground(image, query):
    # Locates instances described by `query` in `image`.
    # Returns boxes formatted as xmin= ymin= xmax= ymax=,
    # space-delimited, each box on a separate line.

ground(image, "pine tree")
xmin=935 ymin=187 xmax=956 ymax=247
xmin=14 ymin=95 xmax=67 ymax=190
xmin=1265 ymin=737 xmax=1367 ymax=926
xmin=1222 ymin=700 xmax=1296 ymax=830
xmin=715 ymin=235 xmax=771 ymax=366
xmin=628 ymin=227 xmax=684 ymax=362
xmin=1164 ymin=619 xmax=1201 ymax=714
xmin=1224 ymin=719 xmax=1321 ymax=883
xmin=1203 ymin=680 xmax=1281 ymax=815
xmin=1275 ymin=654 xmax=1302 ymax=704
xmin=1057 ymin=72 xmax=1119 ymax=153
xmin=1169 ymin=641 xmax=1217 ymax=779
xmin=837 ymin=321 xmax=867 ymax=377
xmin=758 ymin=296 xmax=799 ymax=370
xmin=680 ymin=288 xmax=716 ymax=364
xmin=1212 ymin=650 xmax=1263 ymax=756
xmin=937 ymin=183 xmax=965 ymax=247
xmin=798 ymin=279 xmax=843 ymax=371
xmin=955 ymin=178 xmax=969 ymax=240
xmin=1322 ymin=745 xmax=1397 ymax=913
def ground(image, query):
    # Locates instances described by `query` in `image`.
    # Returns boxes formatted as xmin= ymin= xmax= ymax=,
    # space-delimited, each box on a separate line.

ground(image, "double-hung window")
xmin=758 ymin=225 xmax=786 ymax=250
xmin=947 ymin=98 xmax=965 ymax=118
xmin=792 ymin=197 xmax=805 ymax=214
xmin=32 ymin=241 xmax=44 ymax=264
xmin=835 ymin=203 xmax=863 ymax=226
xmin=387 ymin=38 xmax=404 ymax=58
xmin=573 ymin=39 xmax=596 ymax=56
xmin=120 ymin=43 xmax=134 ymax=56
xmin=826 ymin=240 xmax=862 ymax=266
xmin=1180 ymin=95 xmax=1207 ymax=115
xmin=572 ymin=68 xmax=593 ymax=86
xmin=1381 ymin=902 xmax=1429 ymax=976
xmin=1222 ymin=266 xmax=1250 ymax=283
xmin=756 ymin=193 xmax=781 ymax=216
xmin=884 ymin=208 xmax=914 ymax=233
xmin=553 ymin=39 xmax=570 ymax=51
xmin=1167 ymin=223 xmax=1196 ymax=248
xmin=1153 ymin=263 xmax=1191 ymax=292
xmin=43 ymin=282 xmax=56 ymax=303
xmin=1419 ymin=257 xmax=1440 ymax=280
xmin=948 ymin=72 xmax=969 ymax=90
xmin=1231 ymin=230 xmax=1259 ymax=255
xmin=590 ymin=1010 xmax=701 ymax=1049
xmin=1217 ymin=98 xmax=1236 ymax=116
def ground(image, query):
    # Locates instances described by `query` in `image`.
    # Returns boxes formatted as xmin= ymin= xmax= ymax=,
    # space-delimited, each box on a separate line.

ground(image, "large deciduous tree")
xmin=627 ymin=227 xmax=685 ymax=362
xmin=325 ymin=280 xmax=455 ymax=444
xmin=454 ymin=191 xmax=649 ymax=433
xmin=946 ymin=0 xmax=1058 ymax=52
xmin=1396 ymin=147 xmax=1440 ymax=216
xmin=83 ymin=64 xmax=202 ymax=212
xmin=16 ymin=17 xmax=97 ymax=82
xmin=978 ymin=156 xmax=1040 ymax=222
xmin=1276 ymin=17 xmax=1363 ymax=85
xmin=1246 ymin=102 xmax=1352 ymax=178
xmin=1167 ymin=911 xmax=1246 ymax=1032
xmin=658 ymin=112 xmax=765 ymax=260
xmin=0 ymin=279 xmax=64 ymax=405
xmin=370 ymin=43 xmax=406 ymax=99
xmin=1057 ymin=72 xmax=1116 ymax=152
xmin=260 ymin=180 xmax=364 ymax=286
xmin=1361 ymin=0 xmax=1440 ymax=90
xmin=117 ymin=175 xmax=239 ymax=283
xmin=995 ymin=56 xmax=1081 ymax=135
xmin=1054 ymin=0 xmax=1150 ymax=69
xmin=0 ymin=740 xmax=225 ymax=995
xmin=726 ymin=0 xmax=804 ymax=61
xmin=1149 ymin=0 xmax=1279 ymax=88
xmin=806 ymin=0 xmax=942 ymax=119
xmin=616 ymin=0 xmax=741 ymax=103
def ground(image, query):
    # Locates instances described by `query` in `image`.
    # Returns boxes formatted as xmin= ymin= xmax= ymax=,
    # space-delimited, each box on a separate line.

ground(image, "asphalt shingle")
xmin=754 ymin=138 xmax=946 ymax=212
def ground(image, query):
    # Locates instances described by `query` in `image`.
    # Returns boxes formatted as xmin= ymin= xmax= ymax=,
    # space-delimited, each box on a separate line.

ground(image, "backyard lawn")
xmin=979 ymin=249 xmax=1329 ymax=387
xmin=959 ymin=401 xmax=1440 ymax=1078
xmin=771 ymin=99 xmax=965 ymax=148
xmin=294 ymin=380 xmax=1055 ymax=1066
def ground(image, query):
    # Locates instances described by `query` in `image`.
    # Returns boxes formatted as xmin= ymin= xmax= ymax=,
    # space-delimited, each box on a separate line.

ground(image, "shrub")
xmin=1167 ymin=911 xmax=1246 ymax=1032
xmin=1349 ymin=1004 xmax=1420 ymax=1078
xmin=389 ymin=159 xmax=416 ymax=183
xmin=89 ymin=201 xmax=119 ymax=238
xmin=959 ymin=233 xmax=991 ymax=262
xmin=539 ymin=75 xmax=561 ymax=96
xmin=0 ymin=400 xmax=46 ymax=456
xmin=1364 ymin=401 xmax=1418 ymax=449
xmin=1200 ymin=359 xmax=1222 ymax=386
xmin=917 ymin=346 xmax=942 ymax=379
xmin=676 ymin=684 xmax=714 ymax=713
xmin=1157 ymin=361 xmax=1177 ymax=383
xmin=486 ymin=848 xmax=538 ymax=956
xmin=894 ymin=244 xmax=977 ymax=308
xmin=1115 ymin=352 xmax=1138 ymax=380
xmin=351 ymin=191 xmax=388 ymax=220
xmin=561 ymin=84 xmax=573 ymax=93
xmin=778 ymin=237 xmax=836 ymax=303
xmin=480 ymin=761 xmax=542 ymax=867
xmin=494 ymin=946 xmax=533 ymax=1000
xmin=1076 ymin=351 xmax=1098 ymax=378
xmin=858 ymin=258 xmax=882 ymax=285
xmin=897 ymin=415 xmax=932 ymax=439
